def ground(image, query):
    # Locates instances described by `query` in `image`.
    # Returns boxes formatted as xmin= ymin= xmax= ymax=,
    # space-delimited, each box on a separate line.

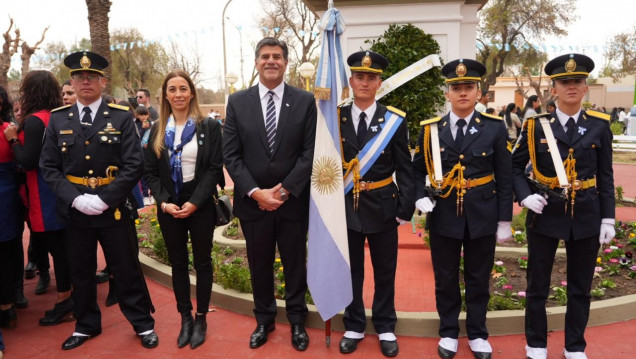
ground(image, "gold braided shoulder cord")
xmin=422 ymin=124 xmax=466 ymax=216
xmin=527 ymin=118 xmax=578 ymax=216
xmin=338 ymin=107 xmax=361 ymax=210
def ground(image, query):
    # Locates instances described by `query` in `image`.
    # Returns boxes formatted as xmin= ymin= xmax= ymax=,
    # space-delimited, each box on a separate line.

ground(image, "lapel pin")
xmin=443 ymin=121 xmax=447 ymax=127
xmin=475 ymin=118 xmax=481 ymax=123
xmin=103 ymin=111 xmax=109 ymax=115
xmin=370 ymin=125 xmax=378 ymax=132
xmin=69 ymin=112 xmax=74 ymax=117
xmin=550 ymin=118 xmax=555 ymax=123
xmin=440 ymin=147 xmax=445 ymax=152
xmin=378 ymin=118 xmax=384 ymax=123
xmin=578 ymin=127 xmax=587 ymax=135
xmin=469 ymin=126 xmax=478 ymax=134
xmin=342 ymin=117 xmax=347 ymax=122
xmin=285 ymin=103 xmax=290 ymax=107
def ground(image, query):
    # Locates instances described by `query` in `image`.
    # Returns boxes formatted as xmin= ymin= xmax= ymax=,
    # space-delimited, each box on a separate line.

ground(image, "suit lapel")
xmin=460 ymin=112 xmax=484 ymax=151
xmin=66 ymin=104 xmax=85 ymax=139
xmin=569 ymin=112 xmax=588 ymax=145
xmin=340 ymin=106 xmax=358 ymax=151
xmin=271 ymin=84 xmax=291 ymax=156
xmin=248 ymin=86 xmax=270 ymax=153
xmin=551 ymin=114 xmax=569 ymax=145
xmin=85 ymin=102 xmax=111 ymax=139
xmin=438 ymin=114 xmax=455 ymax=151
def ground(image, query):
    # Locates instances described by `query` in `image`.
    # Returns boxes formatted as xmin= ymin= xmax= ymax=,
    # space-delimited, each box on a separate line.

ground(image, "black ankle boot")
xmin=24 ymin=261 xmax=37 ymax=280
xmin=35 ymin=271 xmax=50 ymax=295
xmin=177 ymin=312 xmax=194 ymax=348
xmin=105 ymin=277 xmax=118 ymax=307
xmin=190 ymin=313 xmax=207 ymax=349
xmin=0 ymin=307 xmax=17 ymax=329
xmin=15 ymin=280 xmax=28 ymax=309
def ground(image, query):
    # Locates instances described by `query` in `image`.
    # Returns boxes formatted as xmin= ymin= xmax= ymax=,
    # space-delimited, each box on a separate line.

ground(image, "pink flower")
xmin=494 ymin=260 xmax=504 ymax=266
xmin=617 ymin=244 xmax=624 ymax=248
xmin=609 ymin=258 xmax=619 ymax=264
xmin=517 ymin=291 xmax=526 ymax=297
xmin=631 ymin=265 xmax=636 ymax=271
xmin=560 ymin=281 xmax=567 ymax=286
xmin=604 ymin=248 xmax=612 ymax=254
xmin=594 ymin=266 xmax=603 ymax=273
xmin=502 ymin=284 xmax=513 ymax=290
xmin=521 ymin=256 xmax=528 ymax=260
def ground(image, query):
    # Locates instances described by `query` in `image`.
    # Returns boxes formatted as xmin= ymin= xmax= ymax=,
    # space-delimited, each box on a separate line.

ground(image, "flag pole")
xmin=326 ymin=318 xmax=331 ymax=347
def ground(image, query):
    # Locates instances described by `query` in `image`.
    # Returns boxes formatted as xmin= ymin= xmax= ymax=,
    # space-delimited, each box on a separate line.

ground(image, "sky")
xmin=2 ymin=0 xmax=635 ymax=90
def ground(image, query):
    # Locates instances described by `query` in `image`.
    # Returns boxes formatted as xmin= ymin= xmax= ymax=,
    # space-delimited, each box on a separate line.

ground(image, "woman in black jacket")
xmin=143 ymin=70 xmax=223 ymax=349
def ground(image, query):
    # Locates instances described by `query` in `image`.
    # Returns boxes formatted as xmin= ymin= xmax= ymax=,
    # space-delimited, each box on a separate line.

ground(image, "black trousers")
xmin=30 ymin=229 xmax=71 ymax=292
xmin=525 ymin=231 xmax=599 ymax=352
xmin=430 ymin=230 xmax=496 ymax=339
xmin=343 ymin=228 xmax=398 ymax=334
xmin=157 ymin=203 xmax=214 ymax=314
xmin=0 ymin=237 xmax=19 ymax=305
xmin=67 ymin=219 xmax=154 ymax=335
xmin=241 ymin=214 xmax=308 ymax=326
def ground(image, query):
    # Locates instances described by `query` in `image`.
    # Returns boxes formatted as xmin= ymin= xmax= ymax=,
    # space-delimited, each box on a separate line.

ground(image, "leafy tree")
xmin=604 ymin=26 xmax=636 ymax=81
xmin=367 ymin=24 xmax=446 ymax=143
xmin=477 ymin=0 xmax=576 ymax=93
xmin=33 ymin=39 xmax=92 ymax=83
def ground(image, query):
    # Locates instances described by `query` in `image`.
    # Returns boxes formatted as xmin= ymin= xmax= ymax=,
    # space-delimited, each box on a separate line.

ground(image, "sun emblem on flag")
xmin=312 ymin=156 xmax=340 ymax=195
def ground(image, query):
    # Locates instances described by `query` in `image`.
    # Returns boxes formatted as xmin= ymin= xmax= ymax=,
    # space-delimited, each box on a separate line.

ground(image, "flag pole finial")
xmin=328 ymin=0 xmax=334 ymax=9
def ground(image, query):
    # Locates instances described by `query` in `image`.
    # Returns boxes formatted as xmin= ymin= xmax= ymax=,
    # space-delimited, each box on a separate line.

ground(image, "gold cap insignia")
xmin=80 ymin=52 xmax=91 ymax=69
xmin=565 ymin=58 xmax=576 ymax=73
xmin=455 ymin=62 xmax=467 ymax=77
xmin=361 ymin=52 xmax=372 ymax=68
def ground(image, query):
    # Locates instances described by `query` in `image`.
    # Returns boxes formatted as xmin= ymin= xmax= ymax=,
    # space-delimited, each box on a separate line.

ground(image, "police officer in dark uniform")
xmin=512 ymin=53 xmax=615 ymax=359
xmin=338 ymin=51 xmax=414 ymax=357
xmin=39 ymin=51 xmax=158 ymax=350
xmin=413 ymin=59 xmax=513 ymax=359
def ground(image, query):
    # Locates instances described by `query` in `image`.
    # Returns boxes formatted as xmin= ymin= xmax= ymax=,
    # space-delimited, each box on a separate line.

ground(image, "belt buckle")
xmin=359 ymin=181 xmax=368 ymax=191
xmin=87 ymin=177 xmax=98 ymax=189
xmin=462 ymin=179 xmax=470 ymax=189
xmin=572 ymin=179 xmax=582 ymax=191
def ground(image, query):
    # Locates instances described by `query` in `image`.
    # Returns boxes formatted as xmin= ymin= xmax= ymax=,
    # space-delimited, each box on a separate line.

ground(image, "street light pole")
xmin=226 ymin=17 xmax=245 ymax=90
xmin=222 ymin=0 xmax=234 ymax=100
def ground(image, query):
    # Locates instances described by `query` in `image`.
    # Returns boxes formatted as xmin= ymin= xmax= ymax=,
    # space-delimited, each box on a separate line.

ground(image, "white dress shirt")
xmin=555 ymin=107 xmax=582 ymax=132
xmin=258 ymin=81 xmax=284 ymax=127
xmin=449 ymin=110 xmax=474 ymax=140
xmin=76 ymin=98 xmax=102 ymax=123
xmin=351 ymin=102 xmax=377 ymax=135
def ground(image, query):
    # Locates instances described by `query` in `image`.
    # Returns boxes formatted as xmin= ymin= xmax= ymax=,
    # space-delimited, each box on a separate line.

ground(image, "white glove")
xmin=520 ymin=193 xmax=547 ymax=214
xmin=599 ymin=219 xmax=616 ymax=245
xmin=496 ymin=221 xmax=512 ymax=243
xmin=415 ymin=197 xmax=436 ymax=213
xmin=72 ymin=195 xmax=103 ymax=215
xmin=396 ymin=217 xmax=409 ymax=225
xmin=85 ymin=194 xmax=109 ymax=212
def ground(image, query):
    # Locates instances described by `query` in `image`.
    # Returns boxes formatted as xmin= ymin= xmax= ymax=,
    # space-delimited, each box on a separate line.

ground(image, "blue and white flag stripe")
xmin=307 ymin=5 xmax=352 ymax=321
xmin=343 ymin=112 xmax=403 ymax=193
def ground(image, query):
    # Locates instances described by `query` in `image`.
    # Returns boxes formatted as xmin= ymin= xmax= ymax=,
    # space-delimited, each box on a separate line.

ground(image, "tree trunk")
xmin=85 ymin=0 xmax=112 ymax=94
xmin=1 ymin=19 xmax=20 ymax=89
xmin=20 ymin=27 xmax=48 ymax=78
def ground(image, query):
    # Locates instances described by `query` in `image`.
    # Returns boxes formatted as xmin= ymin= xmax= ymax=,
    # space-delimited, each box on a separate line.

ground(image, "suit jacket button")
xmin=392 ymin=194 xmax=396 ymax=198
xmin=88 ymin=170 xmax=94 ymax=175
xmin=482 ymin=152 xmax=486 ymax=156
xmin=459 ymin=154 xmax=465 ymax=159
xmin=85 ymin=155 xmax=91 ymax=160
xmin=85 ymin=141 xmax=90 ymax=145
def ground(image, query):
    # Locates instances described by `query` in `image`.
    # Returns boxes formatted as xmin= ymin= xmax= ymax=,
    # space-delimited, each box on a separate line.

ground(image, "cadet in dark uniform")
xmin=39 ymin=51 xmax=158 ymax=350
xmin=512 ymin=53 xmax=615 ymax=359
xmin=338 ymin=51 xmax=414 ymax=358
xmin=413 ymin=59 xmax=513 ymax=359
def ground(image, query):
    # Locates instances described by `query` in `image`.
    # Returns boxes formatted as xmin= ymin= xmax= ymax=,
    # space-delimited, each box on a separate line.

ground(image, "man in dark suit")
xmin=222 ymin=37 xmax=316 ymax=351
xmin=39 ymin=51 xmax=157 ymax=350
xmin=337 ymin=51 xmax=414 ymax=358
xmin=412 ymin=59 xmax=513 ymax=359
xmin=512 ymin=53 xmax=615 ymax=359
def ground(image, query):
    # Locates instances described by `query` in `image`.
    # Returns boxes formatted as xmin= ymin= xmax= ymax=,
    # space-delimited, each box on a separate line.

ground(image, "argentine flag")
xmin=307 ymin=5 xmax=352 ymax=321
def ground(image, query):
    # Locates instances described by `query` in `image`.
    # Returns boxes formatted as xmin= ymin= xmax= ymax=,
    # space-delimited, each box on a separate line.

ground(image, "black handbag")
xmin=213 ymin=193 xmax=234 ymax=226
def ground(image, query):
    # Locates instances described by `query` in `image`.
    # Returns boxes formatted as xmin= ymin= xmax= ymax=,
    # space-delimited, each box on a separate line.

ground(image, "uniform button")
xmin=482 ymin=152 xmax=486 ymax=156
xmin=459 ymin=154 xmax=465 ymax=159
xmin=62 ymin=142 xmax=67 ymax=146
xmin=85 ymin=155 xmax=91 ymax=160
xmin=461 ymin=166 xmax=466 ymax=170
xmin=381 ymin=151 xmax=385 ymax=154
xmin=392 ymin=194 xmax=396 ymax=198
xmin=85 ymin=141 xmax=90 ymax=145
xmin=88 ymin=170 xmax=94 ymax=175
xmin=61 ymin=147 xmax=67 ymax=153
xmin=569 ymin=148 xmax=574 ymax=153
xmin=592 ymin=144 xmax=596 ymax=148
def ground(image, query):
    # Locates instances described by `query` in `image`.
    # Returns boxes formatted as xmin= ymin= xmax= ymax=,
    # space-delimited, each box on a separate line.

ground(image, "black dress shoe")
xmin=24 ymin=262 xmax=37 ymax=280
xmin=140 ymin=331 xmax=159 ymax=349
xmin=438 ymin=345 xmax=457 ymax=359
xmin=339 ymin=337 xmax=362 ymax=354
xmin=190 ymin=314 xmax=207 ymax=349
xmin=380 ymin=340 xmax=399 ymax=357
xmin=62 ymin=333 xmax=99 ymax=350
xmin=177 ymin=312 xmax=193 ymax=348
xmin=291 ymin=324 xmax=309 ymax=351
xmin=95 ymin=269 xmax=109 ymax=284
xmin=35 ymin=272 xmax=50 ymax=295
xmin=249 ymin=323 xmax=275 ymax=349
xmin=471 ymin=351 xmax=491 ymax=359
xmin=39 ymin=298 xmax=74 ymax=326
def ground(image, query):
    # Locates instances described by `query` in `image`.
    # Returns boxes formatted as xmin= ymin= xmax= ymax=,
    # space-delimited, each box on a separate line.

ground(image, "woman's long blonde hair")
xmin=151 ymin=70 xmax=205 ymax=158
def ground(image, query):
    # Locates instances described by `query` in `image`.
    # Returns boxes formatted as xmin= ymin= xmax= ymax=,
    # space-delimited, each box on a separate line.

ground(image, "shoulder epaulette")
xmin=586 ymin=110 xmax=611 ymax=121
xmin=386 ymin=105 xmax=406 ymax=118
xmin=51 ymin=104 xmax=71 ymax=113
xmin=528 ymin=112 xmax=551 ymax=120
xmin=420 ymin=117 xmax=441 ymax=126
xmin=480 ymin=112 xmax=503 ymax=120
xmin=107 ymin=103 xmax=129 ymax=111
